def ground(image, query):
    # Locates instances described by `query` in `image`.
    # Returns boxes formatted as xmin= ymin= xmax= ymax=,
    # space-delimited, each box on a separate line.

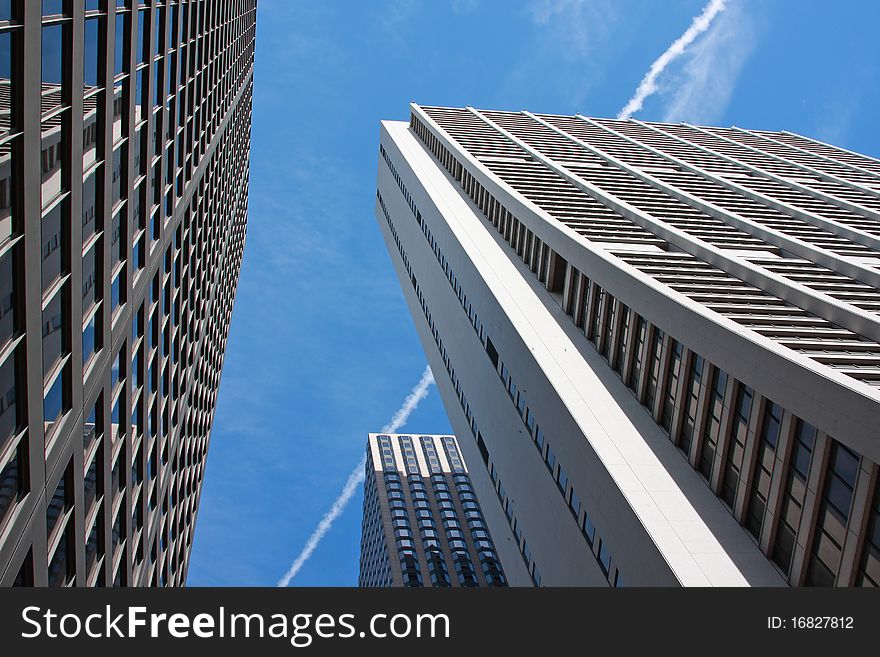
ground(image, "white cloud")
xmin=276 ymin=366 xmax=435 ymax=586
xmin=617 ymin=0 xmax=729 ymax=119
xmin=660 ymin=0 xmax=756 ymax=124
xmin=528 ymin=0 xmax=618 ymax=58
xmin=451 ymin=0 xmax=479 ymax=14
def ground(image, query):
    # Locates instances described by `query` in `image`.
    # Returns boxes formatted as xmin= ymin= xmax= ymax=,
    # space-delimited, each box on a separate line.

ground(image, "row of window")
xmin=396 ymin=131 xmax=626 ymax=585
xmin=381 ymin=152 xmax=625 ymax=584
xmin=409 ymin=115 xmax=880 ymax=587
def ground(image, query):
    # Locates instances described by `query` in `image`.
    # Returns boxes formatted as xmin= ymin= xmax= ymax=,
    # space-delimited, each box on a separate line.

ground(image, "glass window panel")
xmin=0 ymin=247 xmax=15 ymax=351
xmin=40 ymin=137 xmax=64 ymax=206
xmin=111 ymin=208 xmax=124 ymax=266
xmin=0 ymin=31 xmax=12 ymax=140
xmin=82 ymin=168 xmax=97 ymax=244
xmin=153 ymin=61 xmax=161 ymax=108
xmin=0 ymin=445 xmax=20 ymax=527
xmin=0 ymin=354 xmax=18 ymax=452
xmin=111 ymin=145 xmax=123 ymax=203
xmin=42 ymin=287 xmax=65 ymax=379
xmin=47 ymin=528 xmax=73 ymax=587
xmin=82 ymin=312 xmax=97 ymax=366
xmin=832 ymin=444 xmax=859 ymax=488
xmin=154 ymin=7 xmax=164 ymax=57
xmin=84 ymin=18 xmax=100 ymax=88
xmin=82 ymin=241 xmax=98 ymax=315
xmin=114 ymin=12 xmax=125 ymax=76
xmin=43 ymin=363 xmax=66 ymax=428
xmin=41 ymin=23 xmax=64 ymax=114
xmin=137 ymin=10 xmax=147 ymax=64
xmin=46 ymin=472 xmax=73 ymax=537
xmin=42 ymin=1 xmax=64 ymax=16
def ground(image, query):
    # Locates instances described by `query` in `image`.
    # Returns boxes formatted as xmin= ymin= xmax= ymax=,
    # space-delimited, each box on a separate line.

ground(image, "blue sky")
xmin=185 ymin=0 xmax=880 ymax=586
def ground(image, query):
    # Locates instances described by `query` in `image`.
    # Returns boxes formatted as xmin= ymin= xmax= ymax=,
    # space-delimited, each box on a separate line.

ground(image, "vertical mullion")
xmin=97 ymin=0 xmax=117 ymax=590
xmin=22 ymin=0 xmax=50 ymax=587
xmin=68 ymin=0 xmax=87 ymax=587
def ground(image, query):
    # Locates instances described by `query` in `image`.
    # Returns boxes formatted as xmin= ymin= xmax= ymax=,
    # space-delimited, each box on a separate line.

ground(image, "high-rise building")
xmin=358 ymin=433 xmax=506 ymax=587
xmin=374 ymin=104 xmax=880 ymax=586
xmin=0 ymin=1 xmax=255 ymax=586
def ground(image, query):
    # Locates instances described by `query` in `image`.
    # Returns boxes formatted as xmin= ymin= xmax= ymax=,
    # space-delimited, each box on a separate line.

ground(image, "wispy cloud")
xmin=500 ymin=0 xmax=619 ymax=107
xmin=528 ymin=0 xmax=618 ymax=58
xmin=276 ymin=366 xmax=436 ymax=587
xmin=617 ymin=0 xmax=729 ymax=119
xmin=661 ymin=1 xmax=756 ymax=124
xmin=451 ymin=0 xmax=479 ymax=14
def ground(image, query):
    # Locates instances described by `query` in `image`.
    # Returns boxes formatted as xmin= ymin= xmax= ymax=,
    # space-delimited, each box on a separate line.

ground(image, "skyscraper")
xmin=359 ymin=433 xmax=506 ymax=587
xmin=374 ymin=104 xmax=880 ymax=586
xmin=0 ymin=1 xmax=255 ymax=586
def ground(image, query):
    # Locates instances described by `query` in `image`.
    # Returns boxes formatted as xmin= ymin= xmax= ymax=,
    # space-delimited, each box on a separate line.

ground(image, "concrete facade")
xmin=374 ymin=105 xmax=880 ymax=587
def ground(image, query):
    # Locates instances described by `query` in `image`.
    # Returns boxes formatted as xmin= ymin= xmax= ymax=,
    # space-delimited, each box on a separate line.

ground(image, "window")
xmin=745 ymin=401 xmax=782 ymax=539
xmin=721 ymin=384 xmax=753 ymax=508
xmin=772 ymin=419 xmax=816 ymax=576
xmin=678 ymin=354 xmax=704 ymax=457
xmin=627 ymin=315 xmax=647 ymax=393
xmin=805 ymin=442 xmax=859 ymax=586
xmin=660 ymin=340 xmax=683 ymax=432
xmin=0 ymin=443 xmax=24 ymax=530
xmin=642 ymin=327 xmax=665 ymax=412
xmin=613 ymin=304 xmax=630 ymax=375
xmin=856 ymin=481 xmax=880 ymax=586
xmin=698 ymin=366 xmax=728 ymax=482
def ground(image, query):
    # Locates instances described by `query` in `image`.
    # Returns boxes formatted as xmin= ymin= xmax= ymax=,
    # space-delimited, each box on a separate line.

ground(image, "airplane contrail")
xmin=277 ymin=365 xmax=435 ymax=586
xmin=617 ymin=0 xmax=728 ymax=119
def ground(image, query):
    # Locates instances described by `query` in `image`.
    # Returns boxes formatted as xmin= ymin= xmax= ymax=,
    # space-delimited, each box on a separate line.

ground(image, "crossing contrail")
xmin=277 ymin=365 xmax=435 ymax=586
xmin=617 ymin=0 xmax=728 ymax=119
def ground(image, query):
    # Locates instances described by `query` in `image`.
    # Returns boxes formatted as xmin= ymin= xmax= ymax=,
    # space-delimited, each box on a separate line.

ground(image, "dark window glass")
xmin=0 ymin=247 xmax=15 ymax=352
xmin=0 ymin=354 xmax=18 ymax=450
xmin=0 ymin=445 xmax=21 ymax=528
xmin=114 ymin=12 xmax=126 ymax=76
xmin=48 ymin=527 xmax=73 ymax=587
xmin=678 ymin=354 xmax=704 ymax=456
xmin=643 ymin=328 xmax=664 ymax=413
xmin=660 ymin=340 xmax=683 ymax=432
xmin=745 ymin=401 xmax=782 ymax=539
xmin=42 ymin=287 xmax=66 ymax=379
xmin=46 ymin=466 xmax=70 ymax=538
xmin=84 ymin=18 xmax=100 ymax=87
xmin=41 ymin=202 xmax=63 ymax=294
xmin=772 ymin=419 xmax=816 ymax=576
xmin=699 ymin=367 xmax=728 ymax=481
xmin=82 ymin=170 xmax=98 ymax=244
xmin=806 ymin=442 xmax=858 ymax=587
xmin=721 ymin=384 xmax=753 ymax=507
xmin=627 ymin=315 xmax=646 ymax=392
xmin=137 ymin=9 xmax=147 ymax=64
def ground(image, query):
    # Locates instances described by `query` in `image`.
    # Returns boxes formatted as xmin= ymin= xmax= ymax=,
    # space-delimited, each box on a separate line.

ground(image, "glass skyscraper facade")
xmin=359 ymin=433 xmax=506 ymax=587
xmin=0 ymin=0 xmax=254 ymax=586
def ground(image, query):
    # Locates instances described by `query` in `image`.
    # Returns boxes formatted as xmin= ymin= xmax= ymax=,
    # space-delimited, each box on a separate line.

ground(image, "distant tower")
xmin=374 ymin=104 xmax=880 ymax=586
xmin=0 ymin=1 xmax=256 ymax=586
xmin=358 ymin=433 xmax=506 ymax=587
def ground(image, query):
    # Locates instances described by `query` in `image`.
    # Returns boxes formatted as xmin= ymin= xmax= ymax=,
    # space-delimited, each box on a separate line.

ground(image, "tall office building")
xmin=359 ymin=433 xmax=506 ymax=587
xmin=0 ymin=1 xmax=255 ymax=586
xmin=374 ymin=104 xmax=880 ymax=586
